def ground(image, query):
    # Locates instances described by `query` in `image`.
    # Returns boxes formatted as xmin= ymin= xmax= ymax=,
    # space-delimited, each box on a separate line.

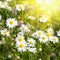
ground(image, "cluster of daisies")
xmin=0 ymin=18 xmax=18 ymax=36
xmin=0 ymin=14 xmax=59 ymax=54
xmin=15 ymin=26 xmax=59 ymax=53
xmin=1 ymin=17 xmax=58 ymax=53
xmin=32 ymin=28 xmax=58 ymax=44
xmin=0 ymin=0 xmax=26 ymax=12
xmin=0 ymin=0 xmax=49 ymax=23
xmin=0 ymin=17 xmax=36 ymax=53
xmin=28 ymin=15 xmax=49 ymax=23
xmin=0 ymin=0 xmax=60 ymax=54
xmin=0 ymin=0 xmax=12 ymax=11
xmin=15 ymin=24 xmax=37 ymax=53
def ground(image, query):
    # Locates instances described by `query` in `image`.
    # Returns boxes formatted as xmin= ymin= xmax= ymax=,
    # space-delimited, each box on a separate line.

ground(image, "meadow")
xmin=0 ymin=0 xmax=60 ymax=60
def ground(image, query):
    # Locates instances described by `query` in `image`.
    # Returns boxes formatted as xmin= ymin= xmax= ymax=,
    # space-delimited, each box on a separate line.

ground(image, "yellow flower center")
xmin=18 ymin=38 xmax=23 ymax=42
xmin=30 ymin=41 xmax=33 ymax=45
xmin=49 ymin=30 xmax=52 ymax=33
xmin=4 ymin=31 xmax=7 ymax=35
xmin=19 ymin=6 xmax=22 ymax=9
xmin=53 ymin=37 xmax=56 ymax=41
xmin=10 ymin=20 xmax=14 ymax=25
xmin=42 ymin=37 xmax=46 ymax=40
xmin=46 ymin=33 xmax=51 ymax=37
xmin=22 ymin=27 xmax=24 ymax=30
xmin=38 ymin=32 xmax=42 ymax=35
xmin=19 ymin=44 xmax=24 ymax=48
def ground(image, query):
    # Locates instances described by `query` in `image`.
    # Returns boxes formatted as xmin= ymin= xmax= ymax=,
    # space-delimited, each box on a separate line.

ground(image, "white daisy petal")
xmin=6 ymin=18 xmax=18 ymax=28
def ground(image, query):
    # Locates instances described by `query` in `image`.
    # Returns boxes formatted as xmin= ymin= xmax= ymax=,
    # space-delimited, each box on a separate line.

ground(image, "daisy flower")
xmin=6 ymin=18 xmax=18 ymax=28
xmin=16 ymin=41 xmax=27 ymax=52
xmin=0 ymin=1 xmax=2 ymax=7
xmin=17 ymin=32 xmax=24 ymax=37
xmin=28 ymin=47 xmax=37 ymax=53
xmin=6 ymin=5 xmax=12 ymax=11
xmin=27 ymin=38 xmax=36 ymax=47
xmin=39 ymin=58 xmax=42 ymax=60
xmin=0 ymin=1 xmax=12 ymax=11
xmin=57 ymin=30 xmax=60 ymax=36
xmin=16 ymin=4 xmax=25 ymax=11
xmin=28 ymin=16 xmax=36 ymax=20
xmin=46 ymin=33 xmax=52 ymax=38
xmin=1 ymin=29 xmax=10 ymax=36
xmin=15 ymin=36 xmax=25 ymax=43
xmin=32 ymin=30 xmax=44 ymax=38
xmin=39 ymin=35 xmax=48 ymax=43
xmin=5 ymin=0 xmax=12 ymax=2
xmin=39 ymin=48 xmax=42 ymax=51
xmin=36 ymin=30 xmax=44 ymax=37
xmin=20 ymin=24 xmax=30 ymax=32
xmin=39 ymin=16 xmax=49 ymax=23
xmin=1 ymin=2 xmax=8 ymax=8
xmin=49 ymin=36 xmax=59 ymax=44
xmin=32 ymin=32 xmax=38 ymax=38
xmin=46 ymin=28 xmax=54 ymax=34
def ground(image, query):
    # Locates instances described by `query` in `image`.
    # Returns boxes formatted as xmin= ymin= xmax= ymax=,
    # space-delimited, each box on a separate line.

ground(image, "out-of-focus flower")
xmin=8 ymin=54 xmax=12 ymax=58
xmin=28 ymin=47 xmax=37 ymax=53
xmin=16 ymin=56 xmax=20 ymax=59
xmin=16 ymin=41 xmax=27 ymax=52
xmin=49 ymin=36 xmax=59 ymax=44
xmin=57 ymin=30 xmax=60 ymax=36
xmin=36 ymin=30 xmax=44 ymax=37
xmin=1 ymin=29 xmax=10 ymax=36
xmin=0 ymin=1 xmax=2 ymax=8
xmin=5 ymin=0 xmax=12 ymax=2
xmin=16 ymin=4 xmax=25 ymax=11
xmin=46 ymin=33 xmax=52 ymax=38
xmin=17 ymin=32 xmax=24 ymax=37
xmin=32 ymin=30 xmax=44 ymax=38
xmin=6 ymin=6 xmax=12 ymax=11
xmin=32 ymin=32 xmax=38 ymax=38
xmin=15 ymin=36 xmax=25 ymax=43
xmin=20 ymin=24 xmax=30 ymax=32
xmin=39 ymin=34 xmax=48 ymax=43
xmin=39 ymin=16 xmax=49 ymax=23
xmin=0 ymin=15 xmax=2 ymax=20
xmin=39 ymin=48 xmax=42 ymax=51
xmin=46 ymin=28 xmax=54 ymax=34
xmin=39 ymin=58 xmax=42 ymax=60
xmin=27 ymin=38 xmax=36 ymax=47
xmin=6 ymin=18 xmax=18 ymax=28
xmin=28 ymin=16 xmax=36 ymax=20
xmin=0 ymin=2 xmax=8 ymax=8
xmin=0 ymin=1 xmax=12 ymax=11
